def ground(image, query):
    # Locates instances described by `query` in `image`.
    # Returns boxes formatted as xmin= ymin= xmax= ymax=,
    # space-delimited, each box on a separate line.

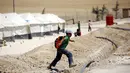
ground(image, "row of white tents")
xmin=0 ymin=13 xmax=66 ymax=41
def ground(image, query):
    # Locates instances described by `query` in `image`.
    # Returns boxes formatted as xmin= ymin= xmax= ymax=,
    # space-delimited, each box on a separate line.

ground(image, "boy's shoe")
xmin=47 ymin=65 xmax=52 ymax=69
xmin=69 ymin=63 xmax=77 ymax=68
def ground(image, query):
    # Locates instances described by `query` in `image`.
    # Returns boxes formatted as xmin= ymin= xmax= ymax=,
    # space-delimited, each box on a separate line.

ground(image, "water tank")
xmin=106 ymin=14 xmax=114 ymax=26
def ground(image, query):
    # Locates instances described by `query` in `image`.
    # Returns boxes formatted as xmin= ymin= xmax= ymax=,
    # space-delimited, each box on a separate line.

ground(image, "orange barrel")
xmin=106 ymin=14 xmax=114 ymax=26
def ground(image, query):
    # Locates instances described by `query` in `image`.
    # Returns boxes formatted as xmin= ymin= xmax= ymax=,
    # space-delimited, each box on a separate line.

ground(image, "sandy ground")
xmin=0 ymin=20 xmax=106 ymax=56
xmin=0 ymin=22 xmax=130 ymax=73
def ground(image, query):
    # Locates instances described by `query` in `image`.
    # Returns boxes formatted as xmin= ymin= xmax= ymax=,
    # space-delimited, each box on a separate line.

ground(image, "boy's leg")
xmin=88 ymin=26 xmax=91 ymax=31
xmin=61 ymin=49 xmax=76 ymax=68
xmin=48 ymin=51 xmax=62 ymax=69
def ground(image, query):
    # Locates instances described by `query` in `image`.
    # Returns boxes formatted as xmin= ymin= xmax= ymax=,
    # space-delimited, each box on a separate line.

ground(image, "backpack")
xmin=55 ymin=36 xmax=65 ymax=49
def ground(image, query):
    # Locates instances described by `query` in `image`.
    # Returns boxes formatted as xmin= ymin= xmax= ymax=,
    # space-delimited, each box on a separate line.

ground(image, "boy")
xmin=47 ymin=30 xmax=77 ymax=69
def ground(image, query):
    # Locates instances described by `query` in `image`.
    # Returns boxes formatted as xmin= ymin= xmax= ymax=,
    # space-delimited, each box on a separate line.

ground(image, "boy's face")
xmin=67 ymin=33 xmax=72 ymax=37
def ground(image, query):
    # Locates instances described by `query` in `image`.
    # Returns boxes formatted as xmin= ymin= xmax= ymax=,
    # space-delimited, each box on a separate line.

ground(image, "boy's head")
xmin=66 ymin=30 xmax=72 ymax=37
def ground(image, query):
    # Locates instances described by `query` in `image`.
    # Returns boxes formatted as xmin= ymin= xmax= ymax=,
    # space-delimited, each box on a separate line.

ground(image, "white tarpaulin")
xmin=19 ymin=13 xmax=42 ymax=34
xmin=3 ymin=13 xmax=27 ymax=26
xmin=42 ymin=13 xmax=65 ymax=24
xmin=33 ymin=13 xmax=65 ymax=32
xmin=2 ymin=13 xmax=28 ymax=36
xmin=0 ymin=14 xmax=4 ymax=29
xmin=42 ymin=13 xmax=65 ymax=31
xmin=0 ymin=14 xmax=17 ymax=37
xmin=0 ymin=14 xmax=4 ymax=39
xmin=32 ymin=13 xmax=49 ymax=33
xmin=32 ymin=13 xmax=52 ymax=32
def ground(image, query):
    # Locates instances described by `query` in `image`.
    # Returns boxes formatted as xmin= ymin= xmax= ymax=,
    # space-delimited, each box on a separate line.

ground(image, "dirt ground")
xmin=0 ymin=24 xmax=130 ymax=73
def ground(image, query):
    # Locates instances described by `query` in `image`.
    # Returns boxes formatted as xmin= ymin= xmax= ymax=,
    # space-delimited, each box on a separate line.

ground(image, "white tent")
xmin=33 ymin=13 xmax=65 ymax=33
xmin=0 ymin=14 xmax=4 ymax=40
xmin=0 ymin=13 xmax=66 ymax=40
xmin=0 ymin=14 xmax=18 ymax=38
xmin=19 ymin=13 xmax=42 ymax=35
xmin=42 ymin=14 xmax=65 ymax=32
xmin=2 ymin=13 xmax=28 ymax=37
xmin=32 ymin=13 xmax=52 ymax=33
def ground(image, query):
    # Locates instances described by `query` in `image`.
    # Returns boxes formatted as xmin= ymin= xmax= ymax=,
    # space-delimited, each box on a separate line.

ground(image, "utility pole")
xmin=13 ymin=0 xmax=15 ymax=12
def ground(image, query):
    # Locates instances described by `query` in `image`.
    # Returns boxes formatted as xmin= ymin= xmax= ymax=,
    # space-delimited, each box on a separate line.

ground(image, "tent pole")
xmin=43 ymin=24 xmax=45 ymax=38
xmin=13 ymin=0 xmax=15 ymax=12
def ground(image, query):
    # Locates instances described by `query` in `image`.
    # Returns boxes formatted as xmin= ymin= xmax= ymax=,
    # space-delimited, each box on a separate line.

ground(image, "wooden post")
xmin=13 ymin=0 xmax=15 ymax=12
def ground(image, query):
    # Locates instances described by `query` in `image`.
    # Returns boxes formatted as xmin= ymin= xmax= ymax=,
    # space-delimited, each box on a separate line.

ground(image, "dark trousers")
xmin=50 ymin=49 xmax=73 ymax=67
xmin=88 ymin=26 xmax=91 ymax=32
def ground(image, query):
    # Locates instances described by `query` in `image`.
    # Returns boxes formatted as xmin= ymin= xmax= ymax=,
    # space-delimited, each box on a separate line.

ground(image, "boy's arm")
xmin=70 ymin=39 xmax=75 ymax=42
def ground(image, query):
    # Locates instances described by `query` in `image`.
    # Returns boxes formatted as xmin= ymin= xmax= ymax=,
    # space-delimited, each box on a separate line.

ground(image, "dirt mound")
xmin=0 ymin=24 xmax=130 ymax=73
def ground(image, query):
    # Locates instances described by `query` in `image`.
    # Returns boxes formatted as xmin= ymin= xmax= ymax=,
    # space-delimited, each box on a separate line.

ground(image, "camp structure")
xmin=19 ymin=13 xmax=43 ymax=37
xmin=1 ymin=13 xmax=28 ymax=41
xmin=33 ymin=13 xmax=66 ymax=35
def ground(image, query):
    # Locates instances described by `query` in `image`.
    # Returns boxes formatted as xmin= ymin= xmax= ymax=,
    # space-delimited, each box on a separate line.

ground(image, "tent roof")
xmin=0 ymin=13 xmax=65 ymax=27
xmin=42 ymin=13 xmax=65 ymax=24
xmin=0 ymin=13 xmax=26 ymax=27
xmin=32 ymin=13 xmax=65 ymax=24
xmin=0 ymin=14 xmax=4 ymax=28
xmin=32 ymin=13 xmax=48 ymax=24
xmin=32 ymin=13 xmax=42 ymax=17
xmin=19 ymin=13 xmax=42 ymax=24
xmin=2 ymin=13 xmax=27 ymax=26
